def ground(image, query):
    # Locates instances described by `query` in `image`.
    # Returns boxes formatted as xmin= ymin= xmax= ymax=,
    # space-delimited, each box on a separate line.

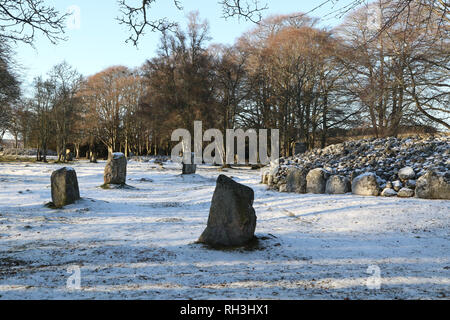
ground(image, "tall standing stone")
xmin=104 ymin=152 xmax=127 ymax=185
xmin=51 ymin=167 xmax=80 ymax=208
xmin=198 ymin=175 xmax=256 ymax=247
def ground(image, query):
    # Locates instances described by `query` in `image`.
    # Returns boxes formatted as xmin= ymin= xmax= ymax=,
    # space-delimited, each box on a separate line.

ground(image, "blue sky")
xmin=14 ymin=0 xmax=357 ymax=94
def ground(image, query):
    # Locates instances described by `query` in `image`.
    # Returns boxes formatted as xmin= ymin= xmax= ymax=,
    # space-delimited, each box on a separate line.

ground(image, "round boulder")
xmin=352 ymin=173 xmax=380 ymax=196
xmin=398 ymin=166 xmax=415 ymax=181
xmin=381 ymin=188 xmax=397 ymax=197
xmin=306 ymin=168 xmax=329 ymax=194
xmin=415 ymin=170 xmax=450 ymax=200
xmin=397 ymin=187 xmax=415 ymax=198
xmin=325 ymin=175 xmax=351 ymax=194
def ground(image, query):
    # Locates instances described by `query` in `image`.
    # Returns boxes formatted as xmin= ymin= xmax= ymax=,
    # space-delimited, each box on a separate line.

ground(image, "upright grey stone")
xmin=326 ymin=175 xmax=351 ymax=194
xmin=198 ymin=175 xmax=256 ymax=247
xmin=286 ymin=167 xmax=307 ymax=193
xmin=51 ymin=167 xmax=80 ymax=208
xmin=306 ymin=168 xmax=329 ymax=194
xmin=182 ymin=152 xmax=197 ymax=174
xmin=293 ymin=142 xmax=307 ymax=155
xmin=415 ymin=170 xmax=450 ymax=200
xmin=104 ymin=152 xmax=127 ymax=185
xmin=352 ymin=173 xmax=380 ymax=196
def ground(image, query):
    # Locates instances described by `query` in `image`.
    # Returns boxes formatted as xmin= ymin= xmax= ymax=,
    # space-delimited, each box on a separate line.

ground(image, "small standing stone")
xmin=182 ymin=152 xmax=197 ymax=175
xmin=104 ymin=152 xmax=127 ymax=185
xmin=51 ymin=167 xmax=80 ymax=208
xmin=198 ymin=175 xmax=256 ymax=247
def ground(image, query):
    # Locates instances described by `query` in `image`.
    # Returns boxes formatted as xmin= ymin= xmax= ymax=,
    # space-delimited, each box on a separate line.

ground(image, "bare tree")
xmin=118 ymin=0 xmax=268 ymax=45
xmin=0 ymin=0 xmax=68 ymax=45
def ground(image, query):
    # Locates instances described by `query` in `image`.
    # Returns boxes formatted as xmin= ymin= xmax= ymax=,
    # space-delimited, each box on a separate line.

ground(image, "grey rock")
xmin=392 ymin=180 xmax=403 ymax=192
xmin=352 ymin=173 xmax=380 ymax=196
xmin=104 ymin=152 xmax=127 ymax=185
xmin=198 ymin=175 xmax=256 ymax=247
xmin=381 ymin=188 xmax=397 ymax=197
xmin=397 ymin=187 xmax=415 ymax=198
xmin=306 ymin=168 xmax=329 ymax=194
xmin=415 ymin=170 xmax=450 ymax=199
xmin=286 ymin=167 xmax=307 ymax=193
xmin=326 ymin=175 xmax=351 ymax=194
xmin=398 ymin=166 xmax=415 ymax=180
xmin=51 ymin=167 xmax=80 ymax=208
xmin=406 ymin=179 xmax=416 ymax=189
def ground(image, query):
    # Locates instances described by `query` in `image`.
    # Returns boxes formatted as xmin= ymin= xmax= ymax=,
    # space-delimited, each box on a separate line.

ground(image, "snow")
xmin=0 ymin=160 xmax=449 ymax=299
xmin=112 ymin=153 xmax=125 ymax=159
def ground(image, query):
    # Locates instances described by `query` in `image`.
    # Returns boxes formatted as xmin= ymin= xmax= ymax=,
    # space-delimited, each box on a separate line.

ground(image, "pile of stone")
xmin=262 ymin=135 xmax=450 ymax=200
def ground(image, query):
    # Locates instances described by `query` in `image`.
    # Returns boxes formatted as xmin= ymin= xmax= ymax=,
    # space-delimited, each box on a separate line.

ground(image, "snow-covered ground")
xmin=0 ymin=160 xmax=448 ymax=299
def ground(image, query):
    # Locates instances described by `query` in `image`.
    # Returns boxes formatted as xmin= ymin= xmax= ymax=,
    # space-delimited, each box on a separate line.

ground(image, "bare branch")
xmin=0 ymin=0 xmax=68 ymax=45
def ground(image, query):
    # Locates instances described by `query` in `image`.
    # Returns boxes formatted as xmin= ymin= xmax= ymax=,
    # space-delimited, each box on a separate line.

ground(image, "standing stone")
xmin=415 ymin=170 xmax=450 ymax=200
xmin=51 ymin=167 xmax=80 ymax=208
xmin=104 ymin=152 xmax=127 ymax=185
xmin=286 ymin=167 xmax=307 ymax=193
xmin=198 ymin=175 xmax=256 ymax=247
xmin=352 ymin=173 xmax=380 ymax=196
xmin=306 ymin=168 xmax=329 ymax=194
xmin=293 ymin=142 xmax=307 ymax=155
xmin=182 ymin=152 xmax=197 ymax=174
xmin=325 ymin=175 xmax=351 ymax=194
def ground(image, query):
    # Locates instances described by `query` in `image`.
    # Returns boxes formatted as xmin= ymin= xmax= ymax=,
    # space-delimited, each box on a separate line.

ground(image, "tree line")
xmin=0 ymin=0 xmax=448 ymax=162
